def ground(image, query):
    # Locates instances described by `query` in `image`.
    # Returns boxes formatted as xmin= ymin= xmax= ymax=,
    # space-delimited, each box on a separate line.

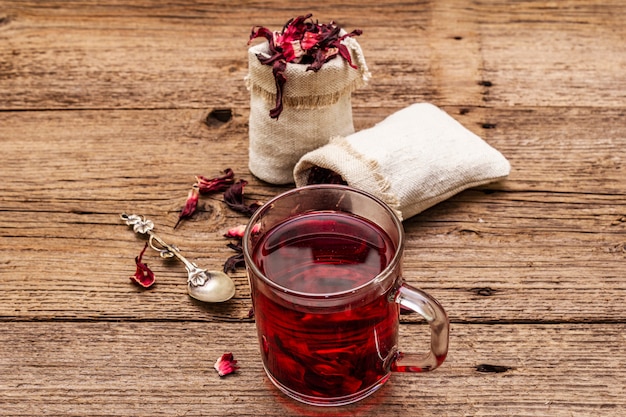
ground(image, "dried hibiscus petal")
xmin=223 ymin=242 xmax=245 ymax=273
xmin=223 ymin=224 xmax=260 ymax=272
xmin=129 ymin=242 xmax=155 ymax=288
xmin=269 ymin=60 xmax=287 ymax=119
xmin=248 ymin=14 xmax=362 ymax=119
xmin=174 ymin=185 xmax=200 ymax=229
xmin=196 ymin=168 xmax=235 ymax=194
xmin=224 ymin=224 xmax=247 ymax=239
xmin=214 ymin=352 xmax=239 ymax=377
xmin=175 ymin=169 xmax=236 ymax=229
xmin=223 ymin=180 xmax=262 ymax=217
xmin=224 ymin=223 xmax=260 ymax=239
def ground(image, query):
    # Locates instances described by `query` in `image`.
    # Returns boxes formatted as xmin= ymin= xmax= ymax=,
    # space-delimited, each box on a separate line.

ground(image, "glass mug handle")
xmin=392 ymin=281 xmax=450 ymax=372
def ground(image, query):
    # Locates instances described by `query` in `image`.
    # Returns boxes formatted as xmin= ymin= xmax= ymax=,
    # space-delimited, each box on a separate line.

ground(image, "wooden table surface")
xmin=1 ymin=1 xmax=625 ymax=416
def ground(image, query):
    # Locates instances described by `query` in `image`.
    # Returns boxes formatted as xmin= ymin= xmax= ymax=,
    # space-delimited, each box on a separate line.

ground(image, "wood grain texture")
xmin=2 ymin=1 xmax=625 ymax=110
xmin=1 ymin=0 xmax=625 ymax=415
xmin=1 ymin=322 xmax=624 ymax=416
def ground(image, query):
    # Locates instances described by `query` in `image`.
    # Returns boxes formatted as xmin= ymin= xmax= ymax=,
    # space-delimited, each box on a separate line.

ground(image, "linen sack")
xmin=293 ymin=103 xmax=511 ymax=220
xmin=246 ymin=36 xmax=370 ymax=184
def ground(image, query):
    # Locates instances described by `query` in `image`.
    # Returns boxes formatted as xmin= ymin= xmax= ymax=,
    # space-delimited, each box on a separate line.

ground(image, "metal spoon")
xmin=120 ymin=213 xmax=235 ymax=303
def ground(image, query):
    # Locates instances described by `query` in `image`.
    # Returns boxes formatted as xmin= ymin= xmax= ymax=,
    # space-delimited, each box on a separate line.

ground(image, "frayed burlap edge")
xmin=293 ymin=136 xmax=403 ymax=220
xmin=246 ymin=79 xmax=365 ymax=109
xmin=245 ymin=36 xmax=370 ymax=109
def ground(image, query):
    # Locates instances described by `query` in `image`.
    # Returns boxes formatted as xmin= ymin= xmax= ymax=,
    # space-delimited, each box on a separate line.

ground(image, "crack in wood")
xmin=475 ymin=364 xmax=513 ymax=373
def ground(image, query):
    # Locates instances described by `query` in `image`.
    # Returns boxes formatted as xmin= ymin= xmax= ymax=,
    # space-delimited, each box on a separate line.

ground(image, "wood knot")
xmin=0 ymin=16 xmax=11 ymax=28
xmin=458 ymin=228 xmax=482 ymax=236
xmin=205 ymin=108 xmax=233 ymax=126
xmin=470 ymin=287 xmax=497 ymax=296
xmin=610 ymin=215 xmax=626 ymax=226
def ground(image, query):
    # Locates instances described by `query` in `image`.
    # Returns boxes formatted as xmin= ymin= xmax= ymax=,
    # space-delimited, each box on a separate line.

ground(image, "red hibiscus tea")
xmin=253 ymin=212 xmax=395 ymax=293
xmin=243 ymin=185 xmax=449 ymax=407
xmin=251 ymin=211 xmax=399 ymax=401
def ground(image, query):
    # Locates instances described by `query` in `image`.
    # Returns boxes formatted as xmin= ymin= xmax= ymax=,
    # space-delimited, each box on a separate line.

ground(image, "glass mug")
xmin=243 ymin=185 xmax=449 ymax=407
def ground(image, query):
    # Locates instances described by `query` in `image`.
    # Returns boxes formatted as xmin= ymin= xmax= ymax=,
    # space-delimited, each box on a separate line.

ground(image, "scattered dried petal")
xmin=174 ymin=185 xmax=200 ymax=229
xmin=224 ymin=224 xmax=247 ymax=239
xmin=214 ymin=352 xmax=239 ymax=377
xmin=223 ymin=180 xmax=262 ymax=216
xmin=196 ymin=168 xmax=235 ymax=194
xmin=129 ymin=242 xmax=155 ymax=288
xmin=224 ymin=223 xmax=261 ymax=239
xmin=223 ymin=223 xmax=260 ymax=272
xmin=223 ymin=242 xmax=245 ymax=273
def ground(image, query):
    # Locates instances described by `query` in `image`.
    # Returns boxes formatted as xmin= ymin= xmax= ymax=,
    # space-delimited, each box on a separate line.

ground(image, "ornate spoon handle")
xmin=120 ymin=213 xmax=235 ymax=302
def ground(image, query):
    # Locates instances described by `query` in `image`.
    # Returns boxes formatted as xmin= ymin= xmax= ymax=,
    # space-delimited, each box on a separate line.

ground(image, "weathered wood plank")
xmin=1 ymin=1 xmax=625 ymax=110
xmin=2 ymin=215 xmax=625 ymax=322
xmin=1 ymin=105 xmax=625 ymax=197
xmin=0 ymin=321 xmax=623 ymax=416
xmin=0 ymin=189 xmax=624 ymax=323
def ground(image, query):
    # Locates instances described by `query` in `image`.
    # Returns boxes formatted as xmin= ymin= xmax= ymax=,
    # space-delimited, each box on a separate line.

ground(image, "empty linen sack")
xmin=293 ymin=103 xmax=511 ymax=220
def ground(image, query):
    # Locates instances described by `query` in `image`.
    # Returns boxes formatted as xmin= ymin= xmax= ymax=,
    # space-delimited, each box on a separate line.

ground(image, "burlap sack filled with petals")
xmin=246 ymin=36 xmax=370 ymax=184
xmin=294 ymin=103 xmax=511 ymax=220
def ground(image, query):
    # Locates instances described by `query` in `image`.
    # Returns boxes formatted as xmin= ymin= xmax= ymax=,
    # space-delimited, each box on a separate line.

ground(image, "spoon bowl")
xmin=187 ymin=270 xmax=236 ymax=303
